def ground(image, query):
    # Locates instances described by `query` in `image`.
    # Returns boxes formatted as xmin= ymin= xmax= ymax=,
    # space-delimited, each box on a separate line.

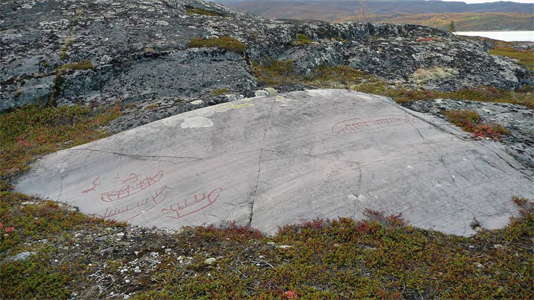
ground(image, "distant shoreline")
xmin=454 ymin=31 xmax=534 ymax=42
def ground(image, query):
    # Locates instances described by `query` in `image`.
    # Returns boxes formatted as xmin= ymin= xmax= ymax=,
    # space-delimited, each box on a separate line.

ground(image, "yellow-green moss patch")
xmin=186 ymin=7 xmax=224 ymax=17
xmin=55 ymin=60 xmax=94 ymax=74
xmin=490 ymin=46 xmax=534 ymax=71
xmin=291 ymin=33 xmax=314 ymax=46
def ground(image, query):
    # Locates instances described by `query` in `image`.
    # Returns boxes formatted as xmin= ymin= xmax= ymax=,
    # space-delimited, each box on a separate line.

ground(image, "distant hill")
xmin=217 ymin=0 xmax=534 ymax=30
xmin=341 ymin=12 xmax=534 ymax=31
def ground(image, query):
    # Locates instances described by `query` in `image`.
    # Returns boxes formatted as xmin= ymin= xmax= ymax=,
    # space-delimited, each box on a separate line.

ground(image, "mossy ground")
xmin=291 ymin=34 xmax=314 ymax=46
xmin=188 ymin=36 xmax=246 ymax=54
xmin=253 ymin=61 xmax=534 ymax=109
xmin=444 ymin=110 xmax=510 ymax=140
xmin=1 ymin=190 xmax=532 ymax=299
xmin=55 ymin=60 xmax=95 ymax=74
xmin=490 ymin=46 xmax=534 ymax=71
xmin=186 ymin=7 xmax=224 ymax=17
xmin=0 ymin=105 xmax=120 ymax=187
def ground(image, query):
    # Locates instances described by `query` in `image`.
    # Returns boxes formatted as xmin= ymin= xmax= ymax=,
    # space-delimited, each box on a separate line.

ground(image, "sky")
xmin=442 ymin=0 xmax=533 ymax=3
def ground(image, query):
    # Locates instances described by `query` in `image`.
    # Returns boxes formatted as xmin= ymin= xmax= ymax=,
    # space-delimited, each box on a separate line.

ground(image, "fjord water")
xmin=455 ymin=31 xmax=534 ymax=42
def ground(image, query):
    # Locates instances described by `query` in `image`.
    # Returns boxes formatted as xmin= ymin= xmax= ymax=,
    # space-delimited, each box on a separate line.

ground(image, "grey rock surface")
xmin=4 ymin=251 xmax=36 ymax=263
xmin=15 ymin=90 xmax=534 ymax=236
xmin=406 ymin=99 xmax=534 ymax=169
xmin=1 ymin=0 xmax=531 ymax=113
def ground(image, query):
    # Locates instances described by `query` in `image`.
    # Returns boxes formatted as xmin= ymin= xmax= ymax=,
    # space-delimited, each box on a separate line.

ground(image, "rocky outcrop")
xmin=1 ymin=0 xmax=531 ymax=113
xmin=15 ymin=89 xmax=534 ymax=236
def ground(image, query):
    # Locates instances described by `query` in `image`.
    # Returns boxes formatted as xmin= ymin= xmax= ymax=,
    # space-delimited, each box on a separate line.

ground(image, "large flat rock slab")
xmin=15 ymin=89 xmax=534 ymax=236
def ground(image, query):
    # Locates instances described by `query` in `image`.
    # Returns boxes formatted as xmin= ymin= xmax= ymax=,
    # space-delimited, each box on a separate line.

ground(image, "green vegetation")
xmin=0 ymin=104 xmax=123 ymax=297
xmin=211 ymin=88 xmax=230 ymax=96
xmin=444 ymin=110 xmax=510 ymax=139
xmin=188 ymin=36 xmax=246 ymax=54
xmin=0 ymin=105 xmax=120 ymax=183
xmin=253 ymin=61 xmax=534 ymax=108
xmin=1 ymin=188 xmax=531 ymax=299
xmin=291 ymin=33 xmax=313 ymax=46
xmin=391 ymin=86 xmax=534 ymax=109
xmin=55 ymin=60 xmax=95 ymax=74
xmin=0 ymin=192 xmax=126 ymax=298
xmin=252 ymin=59 xmax=297 ymax=86
xmin=185 ymin=7 xmax=224 ymax=17
xmin=490 ymin=46 xmax=534 ymax=71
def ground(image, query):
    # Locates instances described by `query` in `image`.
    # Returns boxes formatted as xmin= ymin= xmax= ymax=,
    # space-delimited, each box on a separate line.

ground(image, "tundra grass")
xmin=188 ymin=36 xmax=246 ymax=54
xmin=1 ymin=192 xmax=531 ymax=299
xmin=490 ymin=46 xmax=534 ymax=71
xmin=253 ymin=61 xmax=534 ymax=108
xmin=292 ymin=33 xmax=314 ymax=46
xmin=55 ymin=60 xmax=95 ymax=74
xmin=0 ymin=104 xmax=120 ymax=184
xmin=444 ymin=110 xmax=510 ymax=139
xmin=186 ymin=7 xmax=224 ymax=17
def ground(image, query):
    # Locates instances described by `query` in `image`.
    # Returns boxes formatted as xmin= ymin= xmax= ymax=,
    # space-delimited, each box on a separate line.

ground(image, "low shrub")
xmin=291 ymin=33 xmax=313 ymax=46
xmin=444 ymin=110 xmax=510 ymax=139
xmin=0 ymin=105 xmax=120 ymax=180
xmin=252 ymin=59 xmax=296 ymax=86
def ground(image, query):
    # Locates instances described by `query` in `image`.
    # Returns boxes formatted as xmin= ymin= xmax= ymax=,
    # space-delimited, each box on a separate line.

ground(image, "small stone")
xmin=254 ymin=89 xmax=269 ymax=97
xmin=5 ymin=251 xmax=36 ymax=262
xmin=264 ymin=87 xmax=278 ymax=96
xmin=277 ymin=245 xmax=293 ymax=249
xmin=190 ymin=100 xmax=204 ymax=105
xmin=224 ymin=94 xmax=244 ymax=102
xmin=204 ymin=257 xmax=217 ymax=265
